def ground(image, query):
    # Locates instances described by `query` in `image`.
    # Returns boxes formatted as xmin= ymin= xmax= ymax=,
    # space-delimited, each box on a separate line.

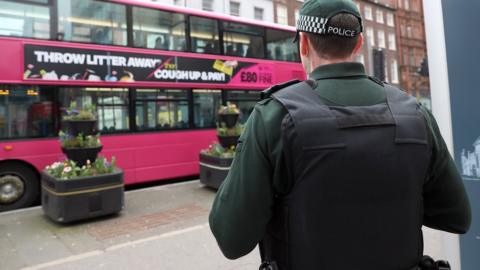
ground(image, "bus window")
xmin=0 ymin=1 xmax=50 ymax=39
xmin=266 ymin=29 xmax=300 ymax=62
xmin=58 ymin=0 xmax=127 ymax=46
xmin=133 ymin=7 xmax=186 ymax=51
xmin=190 ymin=16 xmax=220 ymax=54
xmin=136 ymin=89 xmax=189 ymax=130
xmin=0 ymin=85 xmax=55 ymax=139
xmin=224 ymin=90 xmax=261 ymax=124
xmin=193 ymin=89 xmax=221 ymax=128
xmin=58 ymin=87 xmax=130 ymax=133
xmin=222 ymin=22 xmax=265 ymax=59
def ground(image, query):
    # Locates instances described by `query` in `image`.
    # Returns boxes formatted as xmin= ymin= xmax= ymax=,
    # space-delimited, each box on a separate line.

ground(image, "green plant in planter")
xmin=201 ymin=143 xmax=235 ymax=158
xmin=63 ymin=101 xmax=97 ymax=121
xmin=218 ymin=102 xmax=240 ymax=114
xmin=45 ymin=156 xmax=117 ymax=180
xmin=59 ymin=131 xmax=101 ymax=148
xmin=217 ymin=123 xmax=245 ymax=136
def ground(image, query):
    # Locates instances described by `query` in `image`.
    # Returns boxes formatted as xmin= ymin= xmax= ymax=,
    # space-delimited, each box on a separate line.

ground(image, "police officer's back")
xmin=209 ymin=0 xmax=471 ymax=269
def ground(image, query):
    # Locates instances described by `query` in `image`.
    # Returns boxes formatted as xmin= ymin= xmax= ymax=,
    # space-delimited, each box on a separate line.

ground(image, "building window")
xmin=378 ymin=30 xmax=386 ymax=48
xmin=132 ymin=7 xmax=186 ymax=51
xmin=202 ymin=0 xmax=213 ymax=11
xmin=366 ymin=27 xmax=375 ymax=46
xmin=412 ymin=0 xmax=420 ymax=12
xmin=276 ymin=4 xmax=288 ymax=25
xmin=405 ymin=0 xmax=410 ymax=10
xmin=59 ymin=87 xmax=130 ymax=133
xmin=364 ymin=5 xmax=373 ymax=21
xmin=254 ymin=7 xmax=264 ymax=21
xmin=356 ymin=54 xmax=365 ymax=65
xmin=224 ymin=91 xmax=261 ymax=124
xmin=174 ymin=0 xmax=183 ymax=6
xmin=193 ymin=89 xmax=221 ymax=128
xmin=406 ymin=26 xmax=412 ymax=38
xmin=384 ymin=60 xmax=389 ymax=82
xmin=0 ymin=85 xmax=55 ymax=139
xmin=230 ymin=1 xmax=240 ymax=17
xmin=58 ymin=0 xmax=127 ymax=46
xmin=190 ymin=16 xmax=220 ymax=54
xmin=387 ymin=13 xmax=395 ymax=26
xmin=400 ymin=25 xmax=406 ymax=36
xmin=222 ymin=21 xmax=265 ymax=58
xmin=403 ymin=48 xmax=409 ymax=65
xmin=410 ymin=48 xmax=415 ymax=66
xmin=0 ymin=0 xmax=50 ymax=39
xmin=135 ymin=89 xmax=189 ymax=130
xmin=391 ymin=59 xmax=399 ymax=83
xmin=388 ymin=33 xmax=396 ymax=51
xmin=266 ymin=29 xmax=300 ymax=62
xmin=294 ymin=9 xmax=300 ymax=26
xmin=376 ymin=9 xmax=384 ymax=24
xmin=415 ymin=25 xmax=423 ymax=39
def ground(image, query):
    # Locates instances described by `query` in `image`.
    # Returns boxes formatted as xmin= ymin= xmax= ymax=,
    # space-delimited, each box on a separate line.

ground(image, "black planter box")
xmin=62 ymin=120 xmax=97 ymax=136
xmin=62 ymin=146 xmax=103 ymax=166
xmin=41 ymin=170 xmax=124 ymax=223
xmin=218 ymin=113 xmax=239 ymax=128
xmin=218 ymin=135 xmax=239 ymax=149
xmin=199 ymin=153 xmax=233 ymax=189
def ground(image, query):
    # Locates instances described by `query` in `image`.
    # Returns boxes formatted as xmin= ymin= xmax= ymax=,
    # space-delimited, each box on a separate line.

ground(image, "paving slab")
xmin=0 ymin=181 xmax=259 ymax=270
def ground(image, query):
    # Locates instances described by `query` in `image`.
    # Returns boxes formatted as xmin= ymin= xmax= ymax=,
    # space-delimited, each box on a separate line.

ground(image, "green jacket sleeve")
xmin=209 ymin=106 xmax=275 ymax=259
xmin=421 ymin=107 xmax=471 ymax=233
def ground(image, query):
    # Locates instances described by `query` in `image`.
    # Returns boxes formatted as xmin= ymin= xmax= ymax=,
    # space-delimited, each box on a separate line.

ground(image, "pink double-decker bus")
xmin=0 ymin=0 xmax=305 ymax=211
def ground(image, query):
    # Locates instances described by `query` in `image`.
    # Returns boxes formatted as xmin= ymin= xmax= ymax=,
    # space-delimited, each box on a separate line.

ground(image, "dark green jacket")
xmin=209 ymin=62 xmax=471 ymax=259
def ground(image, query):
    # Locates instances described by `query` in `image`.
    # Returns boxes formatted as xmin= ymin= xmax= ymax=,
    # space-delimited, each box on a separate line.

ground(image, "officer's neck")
xmin=305 ymin=52 xmax=354 ymax=74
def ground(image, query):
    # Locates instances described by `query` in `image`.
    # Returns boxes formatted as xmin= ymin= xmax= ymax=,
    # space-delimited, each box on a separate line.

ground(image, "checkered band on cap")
xmin=296 ymin=15 xmax=329 ymax=34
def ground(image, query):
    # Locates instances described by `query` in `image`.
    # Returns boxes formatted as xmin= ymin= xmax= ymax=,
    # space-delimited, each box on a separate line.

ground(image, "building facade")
xmin=355 ymin=0 xmax=399 ymax=86
xmin=394 ymin=0 xmax=430 ymax=100
xmin=272 ymin=0 xmax=303 ymax=26
xmin=269 ymin=0 xmax=401 ymax=86
xmin=269 ymin=0 xmax=429 ymax=93
xmin=146 ymin=0 xmax=274 ymax=23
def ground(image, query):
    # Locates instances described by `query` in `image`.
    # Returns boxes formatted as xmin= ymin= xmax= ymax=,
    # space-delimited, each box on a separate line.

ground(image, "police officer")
xmin=209 ymin=0 xmax=471 ymax=269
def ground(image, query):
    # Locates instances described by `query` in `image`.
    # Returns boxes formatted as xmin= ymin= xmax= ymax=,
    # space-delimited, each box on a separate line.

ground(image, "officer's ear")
xmin=299 ymin=32 xmax=309 ymax=58
xmin=352 ymin=33 xmax=364 ymax=56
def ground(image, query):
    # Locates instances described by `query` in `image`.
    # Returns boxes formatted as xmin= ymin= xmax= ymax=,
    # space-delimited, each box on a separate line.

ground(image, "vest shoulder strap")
xmin=384 ymin=83 xmax=428 ymax=144
xmin=384 ymin=83 xmax=417 ymax=115
xmin=261 ymin=79 xmax=303 ymax=100
xmin=271 ymin=80 xmax=333 ymax=123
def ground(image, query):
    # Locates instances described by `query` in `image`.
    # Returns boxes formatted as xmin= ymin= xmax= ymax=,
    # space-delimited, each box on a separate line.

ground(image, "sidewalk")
xmin=0 ymin=180 xmax=443 ymax=270
xmin=0 ymin=181 xmax=259 ymax=270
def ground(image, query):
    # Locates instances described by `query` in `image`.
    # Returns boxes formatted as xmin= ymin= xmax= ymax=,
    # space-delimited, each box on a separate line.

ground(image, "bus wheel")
xmin=0 ymin=163 xmax=39 ymax=212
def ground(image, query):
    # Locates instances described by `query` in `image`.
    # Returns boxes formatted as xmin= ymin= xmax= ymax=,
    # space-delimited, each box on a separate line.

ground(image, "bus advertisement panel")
xmin=24 ymin=44 xmax=275 ymax=87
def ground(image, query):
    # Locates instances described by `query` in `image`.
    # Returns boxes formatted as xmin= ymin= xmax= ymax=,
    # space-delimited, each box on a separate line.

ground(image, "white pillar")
xmin=422 ymin=1 xmax=462 ymax=269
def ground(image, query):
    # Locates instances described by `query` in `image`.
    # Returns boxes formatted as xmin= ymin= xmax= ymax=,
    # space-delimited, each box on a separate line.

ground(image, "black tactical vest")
xmin=262 ymin=81 xmax=432 ymax=270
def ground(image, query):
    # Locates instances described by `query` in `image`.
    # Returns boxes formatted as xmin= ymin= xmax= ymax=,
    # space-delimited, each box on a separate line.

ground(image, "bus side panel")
xmin=0 ymin=140 xmax=59 ymax=169
xmin=0 ymin=39 xmax=23 ymax=83
xmin=275 ymin=62 xmax=307 ymax=82
xmin=128 ymin=130 xmax=217 ymax=184
xmin=0 ymin=130 xmax=217 ymax=185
